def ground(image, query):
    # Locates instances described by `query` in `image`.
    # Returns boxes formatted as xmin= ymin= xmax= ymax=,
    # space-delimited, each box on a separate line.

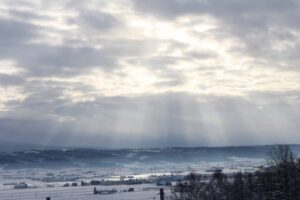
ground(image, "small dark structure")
xmin=81 ymin=181 xmax=89 ymax=186
xmin=93 ymin=187 xmax=117 ymax=195
xmin=63 ymin=183 xmax=70 ymax=187
xmin=71 ymin=182 xmax=78 ymax=186
xmin=90 ymin=180 xmax=101 ymax=185
xmin=160 ymin=188 xmax=164 ymax=200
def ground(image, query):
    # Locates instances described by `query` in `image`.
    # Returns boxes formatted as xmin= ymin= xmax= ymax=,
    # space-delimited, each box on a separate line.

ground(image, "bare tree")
xmin=172 ymin=145 xmax=300 ymax=200
xmin=267 ymin=145 xmax=298 ymax=199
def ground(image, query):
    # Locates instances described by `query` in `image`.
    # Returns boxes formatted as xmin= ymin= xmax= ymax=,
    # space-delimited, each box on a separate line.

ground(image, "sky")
xmin=0 ymin=0 xmax=300 ymax=148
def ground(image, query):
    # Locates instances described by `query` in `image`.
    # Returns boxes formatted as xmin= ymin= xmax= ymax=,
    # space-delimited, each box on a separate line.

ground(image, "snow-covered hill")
xmin=1 ymin=145 xmax=300 ymax=169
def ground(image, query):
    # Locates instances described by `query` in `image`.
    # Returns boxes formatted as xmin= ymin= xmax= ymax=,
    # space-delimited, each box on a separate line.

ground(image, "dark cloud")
xmin=6 ymin=9 xmax=52 ymax=21
xmin=24 ymin=45 xmax=117 ymax=75
xmin=0 ymin=74 xmax=24 ymax=86
xmin=186 ymin=50 xmax=217 ymax=60
xmin=0 ymin=18 xmax=38 ymax=45
xmin=0 ymin=43 xmax=117 ymax=76
xmin=72 ymin=10 xmax=121 ymax=31
xmin=154 ymin=79 xmax=184 ymax=87
xmin=133 ymin=0 xmax=299 ymax=19
xmin=133 ymin=0 xmax=205 ymax=19
xmin=0 ymin=16 xmax=116 ymax=76
xmin=0 ymin=15 xmax=164 ymax=77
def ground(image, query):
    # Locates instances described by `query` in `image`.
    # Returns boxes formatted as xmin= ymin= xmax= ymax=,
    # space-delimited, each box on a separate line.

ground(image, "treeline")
xmin=172 ymin=145 xmax=300 ymax=200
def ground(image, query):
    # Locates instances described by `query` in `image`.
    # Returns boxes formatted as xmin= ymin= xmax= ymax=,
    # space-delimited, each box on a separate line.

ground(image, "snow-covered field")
xmin=0 ymin=184 xmax=170 ymax=200
xmin=0 ymin=157 xmax=264 ymax=200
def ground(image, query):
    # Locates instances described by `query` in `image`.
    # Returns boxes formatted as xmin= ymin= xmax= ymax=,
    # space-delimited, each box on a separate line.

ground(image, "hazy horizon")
xmin=1 ymin=138 xmax=300 ymax=152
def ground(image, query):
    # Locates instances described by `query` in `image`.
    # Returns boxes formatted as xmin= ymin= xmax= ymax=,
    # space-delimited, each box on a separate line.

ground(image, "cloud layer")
xmin=0 ymin=0 xmax=300 ymax=147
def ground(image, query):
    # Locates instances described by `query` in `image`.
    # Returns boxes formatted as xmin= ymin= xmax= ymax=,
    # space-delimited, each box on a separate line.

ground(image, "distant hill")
xmin=1 ymin=144 xmax=300 ymax=169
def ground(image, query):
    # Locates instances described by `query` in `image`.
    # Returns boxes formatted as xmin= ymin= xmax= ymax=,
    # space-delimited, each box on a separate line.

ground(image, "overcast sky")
xmin=0 ymin=0 xmax=300 ymax=148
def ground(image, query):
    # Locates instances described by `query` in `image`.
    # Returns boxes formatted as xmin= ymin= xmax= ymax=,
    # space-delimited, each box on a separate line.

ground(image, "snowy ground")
xmin=0 ymin=184 xmax=170 ymax=200
xmin=0 ymin=158 xmax=264 ymax=200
